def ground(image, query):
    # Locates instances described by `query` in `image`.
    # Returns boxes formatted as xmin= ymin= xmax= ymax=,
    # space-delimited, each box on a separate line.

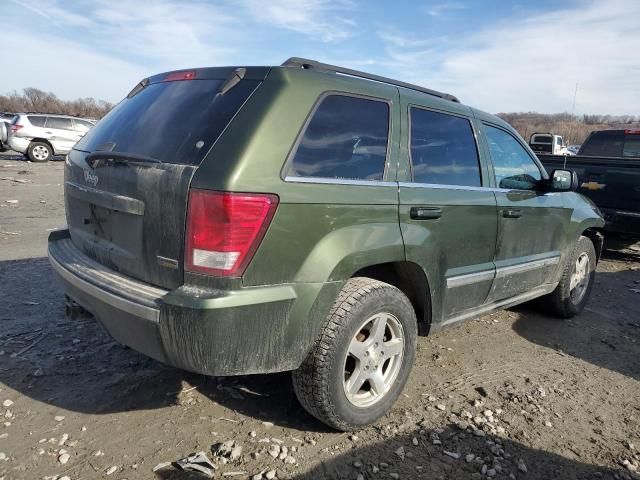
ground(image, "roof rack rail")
xmin=282 ymin=57 xmax=460 ymax=103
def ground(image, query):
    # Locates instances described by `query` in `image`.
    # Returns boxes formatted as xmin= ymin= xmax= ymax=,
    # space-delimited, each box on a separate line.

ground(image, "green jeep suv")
xmin=48 ymin=58 xmax=604 ymax=431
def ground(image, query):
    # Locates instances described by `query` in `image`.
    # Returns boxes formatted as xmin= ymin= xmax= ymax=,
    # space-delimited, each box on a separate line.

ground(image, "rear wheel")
xmin=293 ymin=277 xmax=417 ymax=431
xmin=545 ymin=235 xmax=596 ymax=318
xmin=27 ymin=142 xmax=52 ymax=162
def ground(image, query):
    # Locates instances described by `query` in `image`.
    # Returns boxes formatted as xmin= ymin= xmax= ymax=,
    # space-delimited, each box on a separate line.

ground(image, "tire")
xmin=293 ymin=277 xmax=417 ymax=431
xmin=545 ymin=235 xmax=597 ymax=318
xmin=27 ymin=142 xmax=52 ymax=162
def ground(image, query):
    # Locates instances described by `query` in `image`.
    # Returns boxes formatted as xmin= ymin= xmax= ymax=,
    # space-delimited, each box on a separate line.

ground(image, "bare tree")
xmin=0 ymin=88 xmax=114 ymax=119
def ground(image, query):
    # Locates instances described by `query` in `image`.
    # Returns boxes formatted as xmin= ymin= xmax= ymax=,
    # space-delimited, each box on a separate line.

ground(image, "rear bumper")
xmin=7 ymin=136 xmax=29 ymax=153
xmin=48 ymin=230 xmax=330 ymax=376
xmin=601 ymin=207 xmax=640 ymax=236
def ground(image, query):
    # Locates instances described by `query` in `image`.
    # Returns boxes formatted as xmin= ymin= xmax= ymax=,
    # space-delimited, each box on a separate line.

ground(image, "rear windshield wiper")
xmin=217 ymin=67 xmax=247 ymax=96
xmin=85 ymin=151 xmax=162 ymax=169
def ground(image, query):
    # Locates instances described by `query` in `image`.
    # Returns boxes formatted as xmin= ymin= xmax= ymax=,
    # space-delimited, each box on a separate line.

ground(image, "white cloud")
xmin=1 ymin=26 xmax=145 ymax=101
xmin=425 ymin=2 xmax=466 ymax=17
xmin=9 ymin=0 xmax=94 ymax=28
xmin=377 ymin=0 xmax=640 ymax=114
xmin=238 ymin=0 xmax=356 ymax=43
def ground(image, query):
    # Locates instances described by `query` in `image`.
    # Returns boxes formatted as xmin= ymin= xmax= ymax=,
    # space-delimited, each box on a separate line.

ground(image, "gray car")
xmin=7 ymin=113 xmax=94 ymax=162
xmin=0 ymin=113 xmax=15 ymax=151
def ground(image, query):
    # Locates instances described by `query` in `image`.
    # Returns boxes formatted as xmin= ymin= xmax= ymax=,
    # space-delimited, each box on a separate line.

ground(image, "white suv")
xmin=8 ymin=114 xmax=94 ymax=162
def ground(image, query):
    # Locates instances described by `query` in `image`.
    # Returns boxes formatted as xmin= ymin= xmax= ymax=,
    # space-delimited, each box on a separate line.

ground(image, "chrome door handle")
xmin=410 ymin=206 xmax=442 ymax=220
xmin=503 ymin=208 xmax=522 ymax=218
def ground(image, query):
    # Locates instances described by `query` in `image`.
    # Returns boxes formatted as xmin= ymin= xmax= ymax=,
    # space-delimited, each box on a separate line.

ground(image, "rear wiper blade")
xmin=217 ymin=67 xmax=246 ymax=96
xmin=85 ymin=151 xmax=161 ymax=168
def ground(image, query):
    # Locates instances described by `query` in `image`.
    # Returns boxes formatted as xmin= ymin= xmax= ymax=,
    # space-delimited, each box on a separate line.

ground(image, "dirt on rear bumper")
xmin=48 ymin=229 xmax=305 ymax=376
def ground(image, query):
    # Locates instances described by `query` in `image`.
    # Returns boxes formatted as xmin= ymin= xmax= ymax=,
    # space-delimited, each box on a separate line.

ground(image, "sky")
xmin=2 ymin=0 xmax=639 ymax=115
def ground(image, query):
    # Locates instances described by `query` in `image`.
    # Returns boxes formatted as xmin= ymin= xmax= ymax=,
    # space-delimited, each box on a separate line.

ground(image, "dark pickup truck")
xmin=537 ymin=129 xmax=640 ymax=239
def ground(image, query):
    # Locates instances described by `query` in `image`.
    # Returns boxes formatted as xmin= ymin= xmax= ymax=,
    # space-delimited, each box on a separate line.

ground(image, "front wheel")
xmin=293 ymin=277 xmax=417 ymax=431
xmin=545 ymin=235 xmax=597 ymax=318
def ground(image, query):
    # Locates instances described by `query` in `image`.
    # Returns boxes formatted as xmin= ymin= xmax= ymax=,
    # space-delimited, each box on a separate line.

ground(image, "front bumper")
xmin=48 ymin=230 xmax=332 ymax=376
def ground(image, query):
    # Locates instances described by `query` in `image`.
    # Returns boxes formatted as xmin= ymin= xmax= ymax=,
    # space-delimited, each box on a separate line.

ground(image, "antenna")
xmin=566 ymin=82 xmax=578 ymax=150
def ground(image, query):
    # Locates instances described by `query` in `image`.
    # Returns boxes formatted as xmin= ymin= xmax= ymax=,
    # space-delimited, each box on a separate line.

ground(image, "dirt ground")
xmin=0 ymin=156 xmax=639 ymax=480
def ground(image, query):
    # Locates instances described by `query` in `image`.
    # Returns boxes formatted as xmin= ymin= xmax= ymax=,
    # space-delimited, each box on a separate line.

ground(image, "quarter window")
xmin=409 ymin=108 xmax=481 ymax=187
xmin=484 ymin=125 xmax=541 ymax=190
xmin=288 ymin=94 xmax=389 ymax=181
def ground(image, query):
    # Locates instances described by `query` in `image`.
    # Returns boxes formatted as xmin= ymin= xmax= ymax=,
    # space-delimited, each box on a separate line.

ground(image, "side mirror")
xmin=548 ymin=169 xmax=578 ymax=192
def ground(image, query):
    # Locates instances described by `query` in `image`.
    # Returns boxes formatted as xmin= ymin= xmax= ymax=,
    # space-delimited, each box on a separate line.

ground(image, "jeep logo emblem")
xmin=83 ymin=169 xmax=99 ymax=187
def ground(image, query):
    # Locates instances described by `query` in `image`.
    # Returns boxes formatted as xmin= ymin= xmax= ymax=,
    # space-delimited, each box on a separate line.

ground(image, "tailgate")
xmin=65 ymin=149 xmax=194 ymax=289
xmin=63 ymin=67 xmax=267 ymax=289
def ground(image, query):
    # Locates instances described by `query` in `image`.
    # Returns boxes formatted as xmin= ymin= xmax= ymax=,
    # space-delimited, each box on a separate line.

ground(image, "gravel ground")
xmin=0 ymin=156 xmax=639 ymax=480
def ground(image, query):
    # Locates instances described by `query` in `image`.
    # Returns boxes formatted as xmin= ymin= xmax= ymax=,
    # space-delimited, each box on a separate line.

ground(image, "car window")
xmin=75 ymin=78 xmax=260 ymax=166
xmin=287 ymin=94 xmax=389 ymax=181
xmin=409 ymin=108 xmax=481 ymax=187
xmin=623 ymin=135 xmax=640 ymax=157
xmin=46 ymin=117 xmax=74 ymax=130
xmin=27 ymin=116 xmax=46 ymax=127
xmin=533 ymin=135 xmax=551 ymax=144
xmin=580 ymin=132 xmax=624 ymax=157
xmin=73 ymin=119 xmax=94 ymax=131
xmin=484 ymin=125 xmax=541 ymax=190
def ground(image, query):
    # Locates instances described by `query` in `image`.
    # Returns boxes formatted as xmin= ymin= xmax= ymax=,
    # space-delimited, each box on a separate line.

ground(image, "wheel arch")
xmin=30 ymin=138 xmax=56 ymax=154
xmin=353 ymin=261 xmax=432 ymax=335
xmin=581 ymin=227 xmax=604 ymax=261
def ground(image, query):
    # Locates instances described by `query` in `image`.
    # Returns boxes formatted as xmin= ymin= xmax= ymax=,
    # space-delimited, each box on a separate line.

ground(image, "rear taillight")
xmin=10 ymin=124 xmax=23 ymax=133
xmin=625 ymin=129 xmax=640 ymax=135
xmin=185 ymin=190 xmax=278 ymax=277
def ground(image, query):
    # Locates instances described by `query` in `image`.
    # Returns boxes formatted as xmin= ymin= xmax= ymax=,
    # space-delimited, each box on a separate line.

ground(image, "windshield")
xmin=74 ymin=78 xmax=260 ymax=165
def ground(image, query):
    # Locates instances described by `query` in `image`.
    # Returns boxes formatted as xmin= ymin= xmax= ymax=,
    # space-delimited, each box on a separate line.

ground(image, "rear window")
xmin=287 ymin=94 xmax=390 ymax=181
xmin=74 ymin=78 xmax=260 ymax=165
xmin=27 ymin=115 xmax=46 ymax=127
xmin=580 ymin=131 xmax=624 ymax=157
xmin=532 ymin=135 xmax=552 ymax=144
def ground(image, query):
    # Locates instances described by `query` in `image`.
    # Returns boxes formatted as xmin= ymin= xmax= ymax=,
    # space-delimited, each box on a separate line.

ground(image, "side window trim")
xmin=407 ymin=103 xmax=487 ymax=189
xmin=481 ymin=121 xmax=547 ymax=183
xmin=281 ymin=90 xmax=393 ymax=183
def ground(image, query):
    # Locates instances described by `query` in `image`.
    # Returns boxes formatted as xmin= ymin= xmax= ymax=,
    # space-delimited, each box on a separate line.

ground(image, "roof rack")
xmin=282 ymin=57 xmax=460 ymax=103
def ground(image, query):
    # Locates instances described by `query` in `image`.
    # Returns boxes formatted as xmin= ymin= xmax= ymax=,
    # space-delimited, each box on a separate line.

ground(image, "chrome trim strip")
xmin=495 ymin=256 xmax=560 ymax=278
xmin=284 ymin=176 xmax=397 ymax=187
xmin=446 ymin=255 xmax=561 ymax=289
xmin=398 ymin=181 xmax=500 ymax=192
xmin=49 ymin=253 xmax=161 ymax=323
xmin=446 ymin=270 xmax=494 ymax=288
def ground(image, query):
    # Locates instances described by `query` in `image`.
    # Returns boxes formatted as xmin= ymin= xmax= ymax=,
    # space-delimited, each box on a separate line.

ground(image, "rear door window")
xmin=409 ymin=108 xmax=481 ymax=187
xmin=287 ymin=94 xmax=390 ymax=181
xmin=75 ymin=78 xmax=261 ymax=165
xmin=484 ymin=125 xmax=541 ymax=190
xmin=46 ymin=117 xmax=74 ymax=130
xmin=27 ymin=116 xmax=46 ymax=127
